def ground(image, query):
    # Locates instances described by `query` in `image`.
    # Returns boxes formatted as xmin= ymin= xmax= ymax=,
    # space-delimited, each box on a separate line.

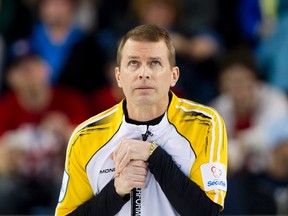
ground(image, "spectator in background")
xmin=7 ymin=0 xmax=106 ymax=94
xmin=211 ymin=47 xmax=288 ymax=174
xmin=0 ymin=54 xmax=90 ymax=214
xmin=237 ymin=0 xmax=285 ymax=46
xmin=210 ymin=47 xmax=288 ymax=215
xmin=238 ymin=0 xmax=288 ymax=94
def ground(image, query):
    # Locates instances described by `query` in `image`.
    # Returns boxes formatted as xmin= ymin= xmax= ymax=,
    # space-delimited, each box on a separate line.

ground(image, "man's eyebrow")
xmin=127 ymin=55 xmax=139 ymax=59
xmin=149 ymin=57 xmax=162 ymax=61
xmin=149 ymin=56 xmax=162 ymax=62
xmin=126 ymin=56 xmax=162 ymax=61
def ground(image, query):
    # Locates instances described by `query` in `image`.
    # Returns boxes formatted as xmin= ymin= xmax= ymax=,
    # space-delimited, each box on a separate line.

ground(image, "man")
xmin=55 ymin=24 xmax=228 ymax=216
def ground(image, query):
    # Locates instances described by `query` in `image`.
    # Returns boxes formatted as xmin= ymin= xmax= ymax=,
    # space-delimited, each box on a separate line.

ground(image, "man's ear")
xmin=115 ymin=67 xmax=122 ymax=88
xmin=170 ymin=66 xmax=180 ymax=87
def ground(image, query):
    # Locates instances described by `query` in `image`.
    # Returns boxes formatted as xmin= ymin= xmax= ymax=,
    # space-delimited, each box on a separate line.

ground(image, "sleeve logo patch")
xmin=58 ymin=170 xmax=69 ymax=203
xmin=200 ymin=162 xmax=227 ymax=192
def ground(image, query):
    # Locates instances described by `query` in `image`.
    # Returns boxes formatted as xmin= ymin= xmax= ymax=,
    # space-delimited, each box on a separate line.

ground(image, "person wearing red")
xmin=0 ymin=54 xmax=90 ymax=214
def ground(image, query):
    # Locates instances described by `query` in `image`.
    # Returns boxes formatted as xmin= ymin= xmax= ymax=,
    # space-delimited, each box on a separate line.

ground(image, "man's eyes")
xmin=129 ymin=60 xmax=139 ymax=66
xmin=128 ymin=60 xmax=161 ymax=67
xmin=151 ymin=60 xmax=161 ymax=66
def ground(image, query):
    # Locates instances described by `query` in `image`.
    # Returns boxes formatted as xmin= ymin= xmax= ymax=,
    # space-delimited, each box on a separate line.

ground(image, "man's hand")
xmin=114 ymin=160 xmax=148 ymax=197
xmin=112 ymin=138 xmax=151 ymax=175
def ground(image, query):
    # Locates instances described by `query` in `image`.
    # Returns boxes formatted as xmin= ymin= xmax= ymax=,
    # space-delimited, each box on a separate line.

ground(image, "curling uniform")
xmin=55 ymin=92 xmax=228 ymax=216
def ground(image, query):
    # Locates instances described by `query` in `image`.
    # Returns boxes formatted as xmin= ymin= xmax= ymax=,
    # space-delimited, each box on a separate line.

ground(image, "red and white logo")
xmin=211 ymin=166 xmax=222 ymax=178
xmin=201 ymin=162 xmax=227 ymax=192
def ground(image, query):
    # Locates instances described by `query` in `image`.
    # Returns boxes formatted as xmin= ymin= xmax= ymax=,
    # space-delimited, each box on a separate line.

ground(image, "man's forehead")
xmin=124 ymin=39 xmax=166 ymax=49
xmin=122 ymin=39 xmax=168 ymax=57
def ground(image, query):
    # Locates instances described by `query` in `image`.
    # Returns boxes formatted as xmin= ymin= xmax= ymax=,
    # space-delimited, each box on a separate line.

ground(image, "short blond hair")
xmin=116 ymin=24 xmax=176 ymax=68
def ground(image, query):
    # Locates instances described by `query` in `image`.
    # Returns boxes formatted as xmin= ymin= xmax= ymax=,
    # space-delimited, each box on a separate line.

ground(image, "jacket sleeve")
xmin=67 ymin=179 xmax=129 ymax=216
xmin=148 ymin=114 xmax=228 ymax=216
xmin=55 ymin=130 xmax=129 ymax=216
xmin=148 ymin=147 xmax=220 ymax=216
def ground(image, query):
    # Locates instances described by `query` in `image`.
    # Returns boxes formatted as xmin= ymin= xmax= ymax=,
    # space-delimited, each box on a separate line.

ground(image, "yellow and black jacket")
xmin=55 ymin=92 xmax=228 ymax=216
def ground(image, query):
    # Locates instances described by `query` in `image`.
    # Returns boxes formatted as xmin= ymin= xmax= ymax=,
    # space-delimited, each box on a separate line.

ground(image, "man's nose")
xmin=138 ymin=65 xmax=151 ymax=79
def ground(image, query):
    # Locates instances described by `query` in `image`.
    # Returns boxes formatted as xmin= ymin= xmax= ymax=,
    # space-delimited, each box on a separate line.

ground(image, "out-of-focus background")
xmin=0 ymin=0 xmax=288 ymax=215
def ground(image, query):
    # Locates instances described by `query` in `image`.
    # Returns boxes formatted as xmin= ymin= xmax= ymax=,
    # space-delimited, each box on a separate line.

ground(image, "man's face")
xmin=115 ymin=39 xmax=179 ymax=107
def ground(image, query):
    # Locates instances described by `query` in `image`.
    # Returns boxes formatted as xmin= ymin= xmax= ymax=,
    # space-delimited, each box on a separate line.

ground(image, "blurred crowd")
xmin=0 ymin=0 xmax=288 ymax=215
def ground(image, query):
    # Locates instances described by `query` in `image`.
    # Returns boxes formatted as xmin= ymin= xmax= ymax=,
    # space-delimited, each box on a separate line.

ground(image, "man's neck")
xmin=123 ymin=92 xmax=172 ymax=122
xmin=125 ymin=110 xmax=165 ymax=126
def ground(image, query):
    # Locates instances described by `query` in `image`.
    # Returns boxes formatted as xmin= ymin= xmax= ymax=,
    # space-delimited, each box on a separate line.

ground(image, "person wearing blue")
xmin=8 ymin=0 xmax=106 ymax=94
xmin=238 ymin=0 xmax=288 ymax=94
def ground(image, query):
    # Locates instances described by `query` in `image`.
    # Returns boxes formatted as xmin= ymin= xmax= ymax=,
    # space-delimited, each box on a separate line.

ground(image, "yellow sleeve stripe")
xmin=177 ymin=99 xmax=225 ymax=163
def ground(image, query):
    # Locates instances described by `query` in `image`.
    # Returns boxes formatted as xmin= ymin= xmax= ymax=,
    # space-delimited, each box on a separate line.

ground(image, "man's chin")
xmin=134 ymin=95 xmax=155 ymax=106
